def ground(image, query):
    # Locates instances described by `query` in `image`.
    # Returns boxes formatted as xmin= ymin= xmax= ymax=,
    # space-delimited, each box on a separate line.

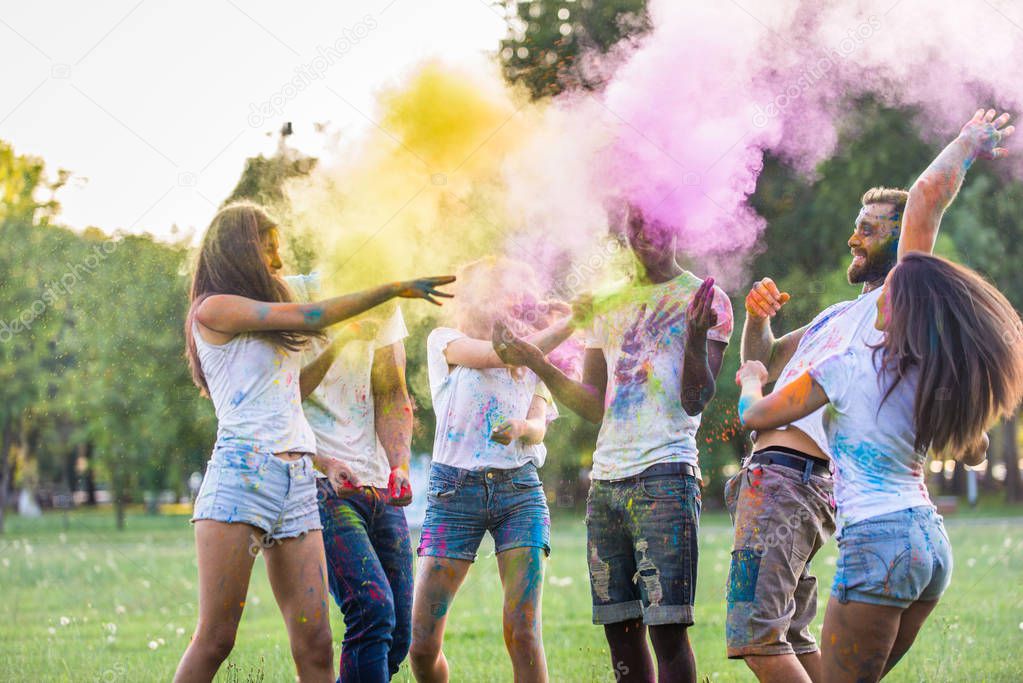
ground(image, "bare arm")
xmin=443 ymin=315 xmax=575 ymax=370
xmin=372 ymin=341 xmax=414 ymax=505
xmin=490 ymin=394 xmax=550 ymax=446
xmin=737 ymin=363 xmax=829 ymax=431
xmin=493 ymin=321 xmax=607 ymax=423
xmin=900 ymin=109 xmax=1014 ymax=259
xmin=196 ymin=276 xmax=454 ymax=336
xmin=681 ymin=278 xmax=728 ymax=415
xmin=740 ymin=277 xmax=806 ymax=382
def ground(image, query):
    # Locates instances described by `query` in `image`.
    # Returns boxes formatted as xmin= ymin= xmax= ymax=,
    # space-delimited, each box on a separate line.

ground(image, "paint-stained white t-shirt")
xmin=287 ymin=273 xmax=408 ymax=488
xmin=194 ymin=323 xmax=315 ymax=455
xmin=427 ymin=327 xmax=555 ymax=470
xmin=586 ymin=272 xmax=733 ymax=480
xmin=810 ymin=346 xmax=931 ymax=530
xmin=771 ymin=288 xmax=884 ymax=455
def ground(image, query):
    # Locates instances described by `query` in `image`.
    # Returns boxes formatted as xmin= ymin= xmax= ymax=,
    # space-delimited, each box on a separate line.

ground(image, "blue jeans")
xmin=417 ymin=462 xmax=551 ymax=561
xmin=833 ymin=505 xmax=952 ymax=609
xmin=586 ymin=464 xmax=702 ymax=625
xmin=318 ymin=480 xmax=414 ymax=682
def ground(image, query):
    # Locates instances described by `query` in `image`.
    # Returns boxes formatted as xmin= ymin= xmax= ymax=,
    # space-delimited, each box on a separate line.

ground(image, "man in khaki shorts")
xmin=728 ymin=108 xmax=1012 ymax=682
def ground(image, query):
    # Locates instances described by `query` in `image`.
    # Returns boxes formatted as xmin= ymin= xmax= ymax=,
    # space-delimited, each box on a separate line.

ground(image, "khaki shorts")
xmin=724 ymin=456 xmax=835 ymax=658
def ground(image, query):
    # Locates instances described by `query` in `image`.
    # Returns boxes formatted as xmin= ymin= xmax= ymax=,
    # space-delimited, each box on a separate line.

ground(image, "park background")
xmin=2 ymin=1 xmax=1022 ymax=681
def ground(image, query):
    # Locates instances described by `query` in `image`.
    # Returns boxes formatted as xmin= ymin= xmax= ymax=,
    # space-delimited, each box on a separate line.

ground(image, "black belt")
xmin=748 ymin=450 xmax=830 ymax=481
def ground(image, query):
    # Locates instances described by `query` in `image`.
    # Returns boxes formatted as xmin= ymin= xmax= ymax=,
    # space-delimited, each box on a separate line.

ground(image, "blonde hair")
xmin=449 ymin=256 xmax=546 ymax=339
xmin=861 ymin=186 xmax=909 ymax=213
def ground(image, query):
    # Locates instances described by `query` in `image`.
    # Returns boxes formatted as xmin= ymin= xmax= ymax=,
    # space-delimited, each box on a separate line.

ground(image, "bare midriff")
xmin=753 ymin=426 xmax=829 ymax=461
xmin=273 ymin=451 xmax=307 ymax=461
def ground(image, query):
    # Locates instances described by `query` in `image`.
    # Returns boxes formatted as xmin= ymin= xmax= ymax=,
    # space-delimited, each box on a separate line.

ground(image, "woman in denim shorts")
xmin=738 ymin=254 xmax=1023 ymax=682
xmin=409 ymin=258 xmax=575 ymax=683
xmin=175 ymin=202 xmax=453 ymax=683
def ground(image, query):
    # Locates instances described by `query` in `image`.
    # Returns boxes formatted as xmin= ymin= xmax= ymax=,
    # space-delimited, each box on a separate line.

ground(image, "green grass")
xmin=2 ymin=506 xmax=1022 ymax=682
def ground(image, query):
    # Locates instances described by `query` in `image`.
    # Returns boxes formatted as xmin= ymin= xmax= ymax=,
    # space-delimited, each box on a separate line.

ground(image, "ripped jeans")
xmin=585 ymin=464 xmax=702 ymax=625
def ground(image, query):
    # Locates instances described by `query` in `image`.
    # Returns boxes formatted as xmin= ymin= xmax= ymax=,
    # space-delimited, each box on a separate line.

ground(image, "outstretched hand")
xmin=394 ymin=276 xmax=456 ymax=306
xmin=959 ymin=109 xmax=1014 ymax=161
xmin=492 ymin=320 xmax=545 ymax=368
xmin=686 ymin=277 xmax=718 ymax=337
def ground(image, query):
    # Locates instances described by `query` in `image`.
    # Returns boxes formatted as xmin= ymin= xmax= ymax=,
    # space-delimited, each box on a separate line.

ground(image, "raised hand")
xmin=686 ymin=277 xmax=719 ymax=338
xmin=959 ymin=109 xmax=1014 ymax=161
xmin=490 ymin=418 xmax=526 ymax=445
xmin=745 ymin=277 xmax=790 ymax=320
xmin=492 ymin=320 xmax=545 ymax=368
xmin=393 ymin=275 xmax=456 ymax=305
xmin=386 ymin=466 xmax=412 ymax=506
xmin=735 ymin=360 xmax=769 ymax=387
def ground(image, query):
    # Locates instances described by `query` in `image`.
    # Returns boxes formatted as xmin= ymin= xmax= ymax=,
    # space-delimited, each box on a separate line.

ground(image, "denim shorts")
xmin=417 ymin=462 xmax=550 ymax=562
xmin=191 ymin=446 xmax=322 ymax=540
xmin=833 ymin=505 xmax=952 ymax=609
xmin=586 ymin=464 xmax=702 ymax=626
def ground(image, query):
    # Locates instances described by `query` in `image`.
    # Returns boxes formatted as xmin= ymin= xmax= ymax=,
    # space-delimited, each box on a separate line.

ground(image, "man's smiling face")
xmin=847 ymin=202 xmax=901 ymax=285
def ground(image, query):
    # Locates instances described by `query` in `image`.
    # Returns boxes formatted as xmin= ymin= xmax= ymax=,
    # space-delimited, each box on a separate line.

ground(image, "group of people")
xmin=172 ymin=108 xmax=1023 ymax=683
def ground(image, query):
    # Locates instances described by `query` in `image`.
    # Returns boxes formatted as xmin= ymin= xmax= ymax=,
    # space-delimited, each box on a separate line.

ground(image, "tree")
xmin=0 ymin=142 xmax=73 ymax=532
xmin=498 ymin=0 xmax=650 ymax=100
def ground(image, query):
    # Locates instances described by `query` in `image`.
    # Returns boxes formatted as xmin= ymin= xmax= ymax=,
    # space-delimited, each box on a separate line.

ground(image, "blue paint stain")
xmin=737 ymin=395 xmax=754 ymax=425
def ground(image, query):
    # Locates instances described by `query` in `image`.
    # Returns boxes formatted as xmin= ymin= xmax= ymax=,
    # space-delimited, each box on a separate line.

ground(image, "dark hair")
xmin=185 ymin=202 xmax=318 ymax=394
xmin=879 ymin=253 xmax=1023 ymax=455
xmin=861 ymin=186 xmax=909 ymax=215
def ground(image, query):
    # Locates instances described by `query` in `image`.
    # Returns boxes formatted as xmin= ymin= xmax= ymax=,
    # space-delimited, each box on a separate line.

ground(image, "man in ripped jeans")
xmin=494 ymin=204 xmax=733 ymax=683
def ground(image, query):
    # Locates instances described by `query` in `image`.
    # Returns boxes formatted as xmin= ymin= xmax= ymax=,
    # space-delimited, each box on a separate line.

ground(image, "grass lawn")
xmin=1 ymin=505 xmax=1022 ymax=682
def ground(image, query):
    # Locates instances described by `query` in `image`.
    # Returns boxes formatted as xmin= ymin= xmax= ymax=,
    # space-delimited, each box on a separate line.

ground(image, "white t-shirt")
xmin=193 ymin=323 xmax=315 ymax=454
xmin=427 ymin=327 xmax=555 ymax=470
xmin=771 ymin=288 xmax=884 ymax=455
xmin=286 ymin=274 xmax=408 ymax=488
xmin=587 ymin=272 xmax=733 ymax=480
xmin=810 ymin=346 xmax=932 ymax=530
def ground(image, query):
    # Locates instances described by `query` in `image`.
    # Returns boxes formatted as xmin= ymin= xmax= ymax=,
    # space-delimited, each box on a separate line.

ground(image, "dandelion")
xmin=48 ymin=627 xmax=56 ymax=635
xmin=105 ymin=623 xmax=117 ymax=635
xmin=176 ymin=627 xmax=185 ymax=636
xmin=59 ymin=616 xmax=70 ymax=626
xmin=148 ymin=640 xmax=159 ymax=650
xmin=115 ymin=605 xmax=126 ymax=615
xmin=106 ymin=635 xmax=116 ymax=644
xmin=967 ymin=558 xmax=977 ymax=568
xmin=251 ymin=595 xmax=261 ymax=606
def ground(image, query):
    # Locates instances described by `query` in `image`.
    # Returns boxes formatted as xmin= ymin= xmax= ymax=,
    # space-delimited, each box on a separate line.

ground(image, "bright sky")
xmin=0 ymin=0 xmax=508 ymax=242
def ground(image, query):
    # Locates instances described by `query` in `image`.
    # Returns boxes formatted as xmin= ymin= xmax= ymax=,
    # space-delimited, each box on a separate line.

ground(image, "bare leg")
xmin=797 ymin=650 xmax=823 ymax=683
xmin=603 ymin=619 xmax=655 ymax=683
xmin=881 ymin=600 xmax=938 ymax=678
xmin=263 ymin=530 xmax=334 ymax=683
xmin=496 ymin=547 xmax=548 ymax=683
xmin=648 ymin=624 xmax=696 ymax=683
xmin=173 ymin=521 xmax=259 ymax=683
xmin=408 ymin=556 xmax=472 ymax=683
xmin=820 ymin=597 xmax=902 ymax=683
xmin=744 ymin=654 xmax=813 ymax=683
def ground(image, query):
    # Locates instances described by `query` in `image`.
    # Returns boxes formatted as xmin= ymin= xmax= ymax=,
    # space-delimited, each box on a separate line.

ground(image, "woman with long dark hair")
xmin=736 ymin=252 xmax=1023 ymax=682
xmin=173 ymin=202 xmax=452 ymax=683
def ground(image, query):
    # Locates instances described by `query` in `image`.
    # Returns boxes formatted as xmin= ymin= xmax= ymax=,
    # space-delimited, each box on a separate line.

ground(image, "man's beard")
xmin=848 ymin=251 xmax=895 ymax=285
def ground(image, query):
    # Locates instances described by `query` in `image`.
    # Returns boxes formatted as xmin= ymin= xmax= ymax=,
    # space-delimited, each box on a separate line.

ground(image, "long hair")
xmin=185 ymin=202 xmax=317 ymax=394
xmin=879 ymin=253 xmax=1023 ymax=455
